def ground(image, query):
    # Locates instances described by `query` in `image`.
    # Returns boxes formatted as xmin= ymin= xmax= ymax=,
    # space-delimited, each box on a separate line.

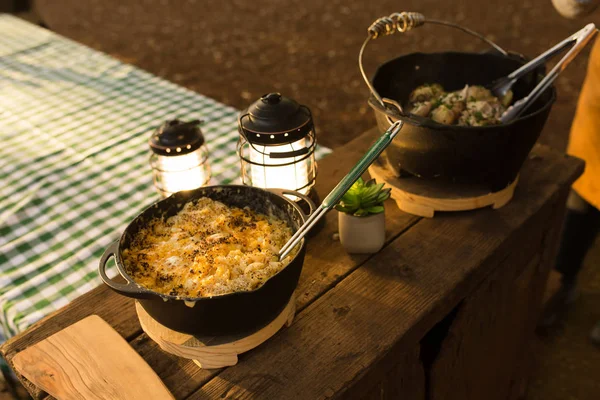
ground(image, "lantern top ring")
xmin=237 ymin=93 xmax=315 ymax=146
xmin=238 ymin=113 xmax=313 ymax=145
xmin=149 ymin=119 xmax=206 ymax=156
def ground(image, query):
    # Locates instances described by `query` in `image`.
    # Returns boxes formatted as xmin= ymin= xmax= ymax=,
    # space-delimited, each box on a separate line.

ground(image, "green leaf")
xmin=364 ymin=178 xmax=376 ymax=187
xmin=337 ymin=178 xmax=390 ymax=215
xmin=335 ymin=204 xmax=355 ymax=213
xmin=367 ymin=183 xmax=384 ymax=196
xmin=376 ymin=189 xmax=391 ymax=203
xmin=374 ymin=182 xmax=385 ymax=191
xmin=361 ymin=184 xmax=383 ymax=201
xmin=345 ymin=182 xmax=362 ymax=198
xmin=360 ymin=191 xmax=379 ymax=205
xmin=340 ymin=191 xmax=356 ymax=203
xmin=341 ymin=189 xmax=360 ymax=203
xmin=366 ymin=205 xmax=385 ymax=214
xmin=354 ymin=208 xmax=369 ymax=217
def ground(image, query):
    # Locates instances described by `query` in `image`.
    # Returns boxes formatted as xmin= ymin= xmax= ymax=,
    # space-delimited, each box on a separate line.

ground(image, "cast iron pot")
xmin=99 ymin=185 xmax=313 ymax=336
xmin=370 ymin=51 xmax=556 ymax=192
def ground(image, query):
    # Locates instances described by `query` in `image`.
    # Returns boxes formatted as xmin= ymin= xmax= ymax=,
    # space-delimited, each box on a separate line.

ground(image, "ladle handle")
xmin=359 ymin=12 xmax=510 ymax=110
xmin=322 ymin=120 xmax=403 ymax=208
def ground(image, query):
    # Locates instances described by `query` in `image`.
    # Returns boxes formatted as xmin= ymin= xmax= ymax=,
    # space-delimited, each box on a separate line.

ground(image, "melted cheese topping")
xmin=122 ymin=197 xmax=297 ymax=297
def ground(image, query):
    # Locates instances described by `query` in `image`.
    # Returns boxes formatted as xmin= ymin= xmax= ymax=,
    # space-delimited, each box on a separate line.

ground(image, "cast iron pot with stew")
xmin=360 ymin=12 xmax=556 ymax=192
xmin=99 ymin=185 xmax=313 ymax=336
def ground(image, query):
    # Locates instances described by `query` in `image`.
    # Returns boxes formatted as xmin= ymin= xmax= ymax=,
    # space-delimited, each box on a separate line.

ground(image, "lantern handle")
xmin=237 ymin=112 xmax=251 ymax=143
xmin=269 ymin=148 xmax=309 ymax=159
xmin=179 ymin=119 xmax=203 ymax=128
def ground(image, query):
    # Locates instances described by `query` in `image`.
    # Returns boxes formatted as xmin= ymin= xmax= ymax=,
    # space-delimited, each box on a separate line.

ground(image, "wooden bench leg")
xmin=1 ymin=362 xmax=27 ymax=400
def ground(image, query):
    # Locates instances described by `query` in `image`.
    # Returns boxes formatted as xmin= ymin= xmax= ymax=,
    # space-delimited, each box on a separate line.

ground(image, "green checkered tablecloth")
xmin=0 ymin=15 xmax=331 ymax=343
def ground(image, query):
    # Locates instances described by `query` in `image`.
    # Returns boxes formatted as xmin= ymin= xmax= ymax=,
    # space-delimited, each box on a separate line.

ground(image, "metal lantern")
xmin=237 ymin=93 xmax=317 ymax=196
xmin=149 ymin=119 xmax=210 ymax=197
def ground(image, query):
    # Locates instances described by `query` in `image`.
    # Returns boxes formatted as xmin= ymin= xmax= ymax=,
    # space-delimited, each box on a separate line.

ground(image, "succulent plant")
xmin=334 ymin=178 xmax=391 ymax=217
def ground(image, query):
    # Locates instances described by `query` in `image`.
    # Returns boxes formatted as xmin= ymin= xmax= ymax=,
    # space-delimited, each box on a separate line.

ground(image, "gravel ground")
xmin=4 ymin=1 xmax=600 ymax=399
xmin=33 ymin=0 xmax=599 ymax=150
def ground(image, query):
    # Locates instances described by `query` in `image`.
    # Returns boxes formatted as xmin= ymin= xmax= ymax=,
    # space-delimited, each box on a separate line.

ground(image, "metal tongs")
xmin=500 ymin=23 xmax=598 ymax=123
xmin=278 ymin=120 xmax=404 ymax=260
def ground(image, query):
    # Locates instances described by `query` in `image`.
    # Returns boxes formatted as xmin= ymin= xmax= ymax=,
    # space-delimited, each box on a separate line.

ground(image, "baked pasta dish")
xmin=121 ymin=197 xmax=296 ymax=298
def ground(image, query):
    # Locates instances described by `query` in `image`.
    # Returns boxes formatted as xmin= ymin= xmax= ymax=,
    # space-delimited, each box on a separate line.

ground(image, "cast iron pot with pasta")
xmin=99 ymin=185 xmax=313 ymax=336
xmin=360 ymin=12 xmax=556 ymax=192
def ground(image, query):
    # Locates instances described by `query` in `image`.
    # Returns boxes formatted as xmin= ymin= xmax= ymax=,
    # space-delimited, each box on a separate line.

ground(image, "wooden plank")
xmin=0 ymin=284 xmax=141 ymax=399
xmin=428 ymin=186 xmax=567 ymax=400
xmin=429 ymin=254 xmax=541 ymax=400
xmin=12 ymin=316 xmax=173 ymax=400
xmin=507 ymin=189 xmax=569 ymax=400
xmin=1 ymin=129 xmax=420 ymax=400
xmin=427 ymin=187 xmax=570 ymax=400
xmin=350 ymin=347 xmax=425 ymax=400
xmin=191 ymin=145 xmax=583 ymax=399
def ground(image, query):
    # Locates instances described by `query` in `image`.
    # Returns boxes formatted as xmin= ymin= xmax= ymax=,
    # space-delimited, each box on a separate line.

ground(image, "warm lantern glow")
xmin=248 ymin=138 xmax=311 ymax=195
xmin=150 ymin=147 xmax=210 ymax=197
xmin=237 ymin=93 xmax=317 ymax=197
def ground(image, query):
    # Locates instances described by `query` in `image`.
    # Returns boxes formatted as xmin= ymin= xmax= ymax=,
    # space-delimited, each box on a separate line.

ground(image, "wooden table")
xmin=0 ymin=129 xmax=584 ymax=400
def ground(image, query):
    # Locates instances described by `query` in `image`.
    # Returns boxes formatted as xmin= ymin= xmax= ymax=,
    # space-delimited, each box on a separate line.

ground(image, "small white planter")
xmin=338 ymin=211 xmax=386 ymax=254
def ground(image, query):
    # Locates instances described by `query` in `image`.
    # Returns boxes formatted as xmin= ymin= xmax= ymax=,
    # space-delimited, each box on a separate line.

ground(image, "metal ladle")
xmin=500 ymin=23 xmax=597 ymax=123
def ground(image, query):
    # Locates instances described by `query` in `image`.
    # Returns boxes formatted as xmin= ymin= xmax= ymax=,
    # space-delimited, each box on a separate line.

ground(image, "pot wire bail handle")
xmin=358 ymin=11 xmax=509 ymax=109
xmin=278 ymin=120 xmax=403 ymax=260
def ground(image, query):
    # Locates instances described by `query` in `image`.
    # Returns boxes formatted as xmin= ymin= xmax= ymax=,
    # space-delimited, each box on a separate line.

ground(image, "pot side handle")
xmin=98 ymin=241 xmax=153 ymax=299
xmin=269 ymin=189 xmax=316 ymax=221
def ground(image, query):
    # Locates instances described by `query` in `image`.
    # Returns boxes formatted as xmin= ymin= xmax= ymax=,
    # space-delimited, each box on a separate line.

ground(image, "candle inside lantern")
xmin=149 ymin=119 xmax=210 ymax=198
xmin=150 ymin=149 xmax=209 ymax=195
xmin=248 ymin=138 xmax=311 ymax=194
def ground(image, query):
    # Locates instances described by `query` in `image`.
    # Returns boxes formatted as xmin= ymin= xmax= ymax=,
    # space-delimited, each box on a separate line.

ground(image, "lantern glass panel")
xmin=241 ymin=137 xmax=316 ymax=195
xmin=150 ymin=146 xmax=210 ymax=197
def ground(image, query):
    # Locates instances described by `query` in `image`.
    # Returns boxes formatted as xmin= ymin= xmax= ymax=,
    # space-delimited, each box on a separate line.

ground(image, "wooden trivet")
xmin=136 ymin=295 xmax=296 ymax=369
xmin=368 ymin=154 xmax=518 ymax=218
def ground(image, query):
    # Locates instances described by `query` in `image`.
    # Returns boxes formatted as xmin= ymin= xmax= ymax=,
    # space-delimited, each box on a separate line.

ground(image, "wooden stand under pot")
xmin=135 ymin=295 xmax=296 ymax=369
xmin=369 ymin=151 xmax=519 ymax=218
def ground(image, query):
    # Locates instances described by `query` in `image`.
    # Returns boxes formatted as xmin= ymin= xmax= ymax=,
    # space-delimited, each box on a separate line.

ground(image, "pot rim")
xmin=112 ymin=185 xmax=308 ymax=302
xmin=370 ymin=51 xmax=557 ymax=131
